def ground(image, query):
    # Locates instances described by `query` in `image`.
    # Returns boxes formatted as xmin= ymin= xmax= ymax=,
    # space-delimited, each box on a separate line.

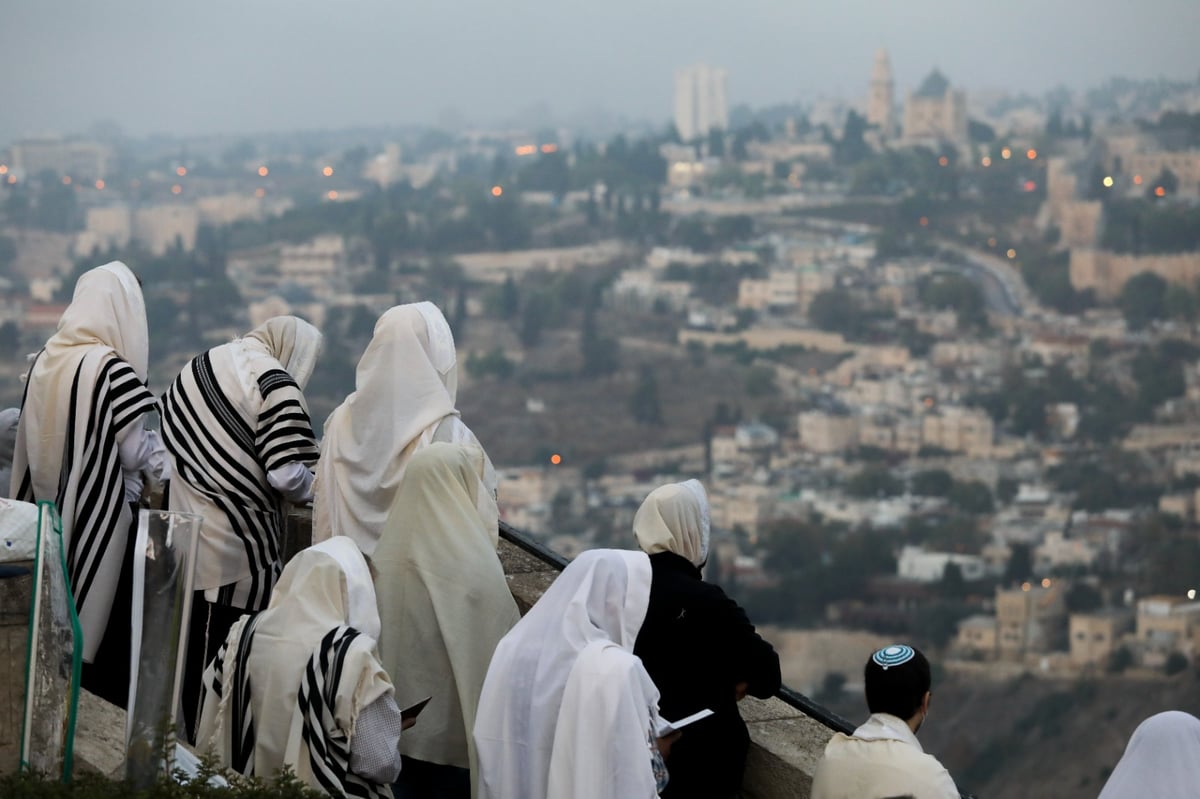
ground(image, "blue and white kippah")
xmin=872 ymin=645 xmax=915 ymax=670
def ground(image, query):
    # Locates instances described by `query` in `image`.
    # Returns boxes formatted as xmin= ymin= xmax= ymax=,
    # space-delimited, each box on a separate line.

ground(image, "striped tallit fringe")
xmin=227 ymin=615 xmax=261 ymax=776
xmin=297 ymin=626 xmax=392 ymax=799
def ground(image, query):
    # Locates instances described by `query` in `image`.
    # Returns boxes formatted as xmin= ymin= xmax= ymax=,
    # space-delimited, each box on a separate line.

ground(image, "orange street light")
xmin=176 ymin=166 xmax=187 ymax=177
xmin=327 ymin=190 xmax=339 ymax=200
xmin=257 ymin=166 xmax=269 ymax=177
xmin=1026 ymin=148 xmax=1038 ymax=160
xmin=322 ymin=166 xmax=334 ymax=177
xmin=171 ymin=184 xmax=182 ymax=195
xmin=550 ymin=453 xmax=562 ymax=465
xmin=491 ymin=185 xmax=503 ymax=197
xmin=95 ymin=179 xmax=106 ymax=190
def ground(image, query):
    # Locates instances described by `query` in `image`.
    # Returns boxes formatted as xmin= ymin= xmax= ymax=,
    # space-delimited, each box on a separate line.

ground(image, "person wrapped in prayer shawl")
xmin=1098 ymin=711 xmax=1200 ymax=799
xmin=811 ymin=644 xmax=959 ymax=799
xmin=474 ymin=549 xmax=676 ymax=799
xmin=159 ymin=315 xmax=323 ymax=740
xmin=373 ymin=442 xmax=520 ymax=799
xmin=196 ymin=537 xmax=409 ymax=797
xmin=11 ymin=261 xmax=170 ymax=706
xmin=0 ymin=408 xmax=19 ymax=498
xmin=312 ymin=302 xmax=495 ymax=556
xmin=631 ymin=479 xmax=781 ymax=799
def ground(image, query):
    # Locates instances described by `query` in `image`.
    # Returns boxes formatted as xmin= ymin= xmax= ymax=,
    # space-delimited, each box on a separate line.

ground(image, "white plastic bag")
xmin=0 ymin=498 xmax=38 ymax=563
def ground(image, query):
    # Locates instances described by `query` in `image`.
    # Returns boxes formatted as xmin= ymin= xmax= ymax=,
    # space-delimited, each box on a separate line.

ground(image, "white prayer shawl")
xmin=313 ymin=302 xmax=496 ymax=555
xmin=1098 ymin=711 xmax=1200 ymax=799
xmin=196 ymin=538 xmax=394 ymax=796
xmin=161 ymin=316 xmax=321 ymax=610
xmin=632 ymin=479 xmax=711 ymax=567
xmin=474 ymin=549 xmax=662 ymax=799
xmin=373 ymin=442 xmax=520 ymax=783
xmin=810 ymin=713 xmax=959 ymax=799
xmin=11 ymin=261 xmax=156 ymax=661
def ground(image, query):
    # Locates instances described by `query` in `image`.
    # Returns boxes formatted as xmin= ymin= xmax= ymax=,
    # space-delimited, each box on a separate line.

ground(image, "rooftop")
xmin=915 ymin=69 xmax=952 ymax=99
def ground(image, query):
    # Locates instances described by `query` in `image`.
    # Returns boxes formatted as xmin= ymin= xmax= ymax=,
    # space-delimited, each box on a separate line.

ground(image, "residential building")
xmin=1069 ymin=611 xmax=1134 ymax=667
xmin=921 ymin=406 xmax=994 ymax=456
xmin=1136 ymin=596 xmax=1200 ymax=666
xmin=996 ymin=583 xmax=1065 ymax=658
xmin=897 ymin=546 xmax=986 ymax=583
xmin=133 ymin=204 xmax=200 ymax=255
xmin=1034 ymin=531 xmax=1098 ymax=574
xmin=9 ymin=137 xmax=113 ymax=180
xmin=278 ymin=234 xmax=347 ymax=298
xmin=955 ymin=614 xmax=998 ymax=657
xmin=798 ymin=410 xmax=858 ymax=454
xmin=674 ymin=64 xmax=729 ymax=143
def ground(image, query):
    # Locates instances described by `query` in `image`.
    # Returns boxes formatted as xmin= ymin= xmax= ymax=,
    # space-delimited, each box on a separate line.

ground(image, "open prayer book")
xmin=655 ymin=708 xmax=714 ymax=737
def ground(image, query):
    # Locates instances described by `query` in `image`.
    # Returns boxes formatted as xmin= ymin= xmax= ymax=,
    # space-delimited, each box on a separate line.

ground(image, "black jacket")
xmin=633 ymin=551 xmax=781 ymax=798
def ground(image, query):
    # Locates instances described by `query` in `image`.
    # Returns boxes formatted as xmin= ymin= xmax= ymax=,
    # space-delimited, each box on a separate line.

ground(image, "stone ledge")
xmin=74 ymin=690 xmax=126 ymax=779
xmin=743 ymin=711 xmax=833 ymax=799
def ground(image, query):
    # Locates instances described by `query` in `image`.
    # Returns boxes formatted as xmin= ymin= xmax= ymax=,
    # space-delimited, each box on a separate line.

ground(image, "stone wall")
xmin=0 ymin=565 xmax=32 ymax=773
xmin=1069 ymin=248 xmax=1200 ymax=299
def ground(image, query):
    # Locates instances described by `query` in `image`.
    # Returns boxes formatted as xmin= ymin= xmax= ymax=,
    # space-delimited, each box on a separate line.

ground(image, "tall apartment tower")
xmin=674 ymin=65 xmax=729 ymax=143
xmin=867 ymin=48 xmax=895 ymax=139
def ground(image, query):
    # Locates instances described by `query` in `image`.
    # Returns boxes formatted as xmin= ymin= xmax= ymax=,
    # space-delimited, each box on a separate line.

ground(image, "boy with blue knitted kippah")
xmin=810 ymin=644 xmax=961 ymax=799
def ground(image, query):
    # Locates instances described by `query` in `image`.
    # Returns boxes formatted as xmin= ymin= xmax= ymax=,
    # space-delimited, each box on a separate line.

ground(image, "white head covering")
xmin=373 ymin=442 xmax=519 ymax=778
xmin=312 ymin=302 xmax=462 ymax=554
xmin=632 ymin=479 xmax=711 ymax=567
xmin=474 ymin=549 xmax=661 ymax=799
xmin=1098 ymin=711 xmax=1200 ymax=799
xmin=196 ymin=537 xmax=390 ymax=783
xmin=13 ymin=261 xmax=148 ymax=504
xmin=241 ymin=315 xmax=323 ymax=390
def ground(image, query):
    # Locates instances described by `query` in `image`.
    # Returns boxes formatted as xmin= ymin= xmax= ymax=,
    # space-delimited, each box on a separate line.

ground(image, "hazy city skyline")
xmin=3 ymin=0 xmax=1199 ymax=141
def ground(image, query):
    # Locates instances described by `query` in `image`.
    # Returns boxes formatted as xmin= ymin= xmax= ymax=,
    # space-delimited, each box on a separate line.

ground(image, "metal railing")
xmin=497 ymin=519 xmax=976 ymax=798
xmin=498 ymin=519 xmax=858 ymax=734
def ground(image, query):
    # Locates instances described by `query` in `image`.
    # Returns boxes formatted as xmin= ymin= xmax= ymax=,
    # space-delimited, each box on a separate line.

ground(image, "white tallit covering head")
xmin=196 ymin=537 xmax=391 ymax=787
xmin=373 ymin=442 xmax=519 ymax=781
xmin=474 ymin=549 xmax=662 ymax=799
xmin=241 ymin=315 xmax=323 ymax=390
xmin=14 ymin=262 xmax=148 ymax=501
xmin=632 ymin=478 xmax=711 ymax=567
xmin=1098 ymin=711 xmax=1200 ymax=799
xmin=313 ymin=301 xmax=474 ymax=554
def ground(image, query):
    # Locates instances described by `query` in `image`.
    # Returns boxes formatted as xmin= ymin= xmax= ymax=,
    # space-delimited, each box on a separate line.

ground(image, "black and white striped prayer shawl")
xmin=161 ymin=352 xmax=319 ymax=611
xmin=198 ymin=614 xmax=261 ymax=777
xmin=16 ymin=352 xmax=156 ymax=639
xmin=297 ymin=626 xmax=393 ymax=799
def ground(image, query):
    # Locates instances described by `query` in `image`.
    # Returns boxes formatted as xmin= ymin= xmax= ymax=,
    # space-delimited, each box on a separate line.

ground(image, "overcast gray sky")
xmin=3 ymin=0 xmax=1197 ymax=141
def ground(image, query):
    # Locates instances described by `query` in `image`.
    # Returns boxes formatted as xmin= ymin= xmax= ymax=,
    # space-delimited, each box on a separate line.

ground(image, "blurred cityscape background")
xmin=3 ymin=3 xmax=1199 ymax=796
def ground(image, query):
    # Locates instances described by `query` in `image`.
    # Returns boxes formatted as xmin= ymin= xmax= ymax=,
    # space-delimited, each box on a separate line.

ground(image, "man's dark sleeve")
xmin=710 ymin=587 xmax=781 ymax=698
